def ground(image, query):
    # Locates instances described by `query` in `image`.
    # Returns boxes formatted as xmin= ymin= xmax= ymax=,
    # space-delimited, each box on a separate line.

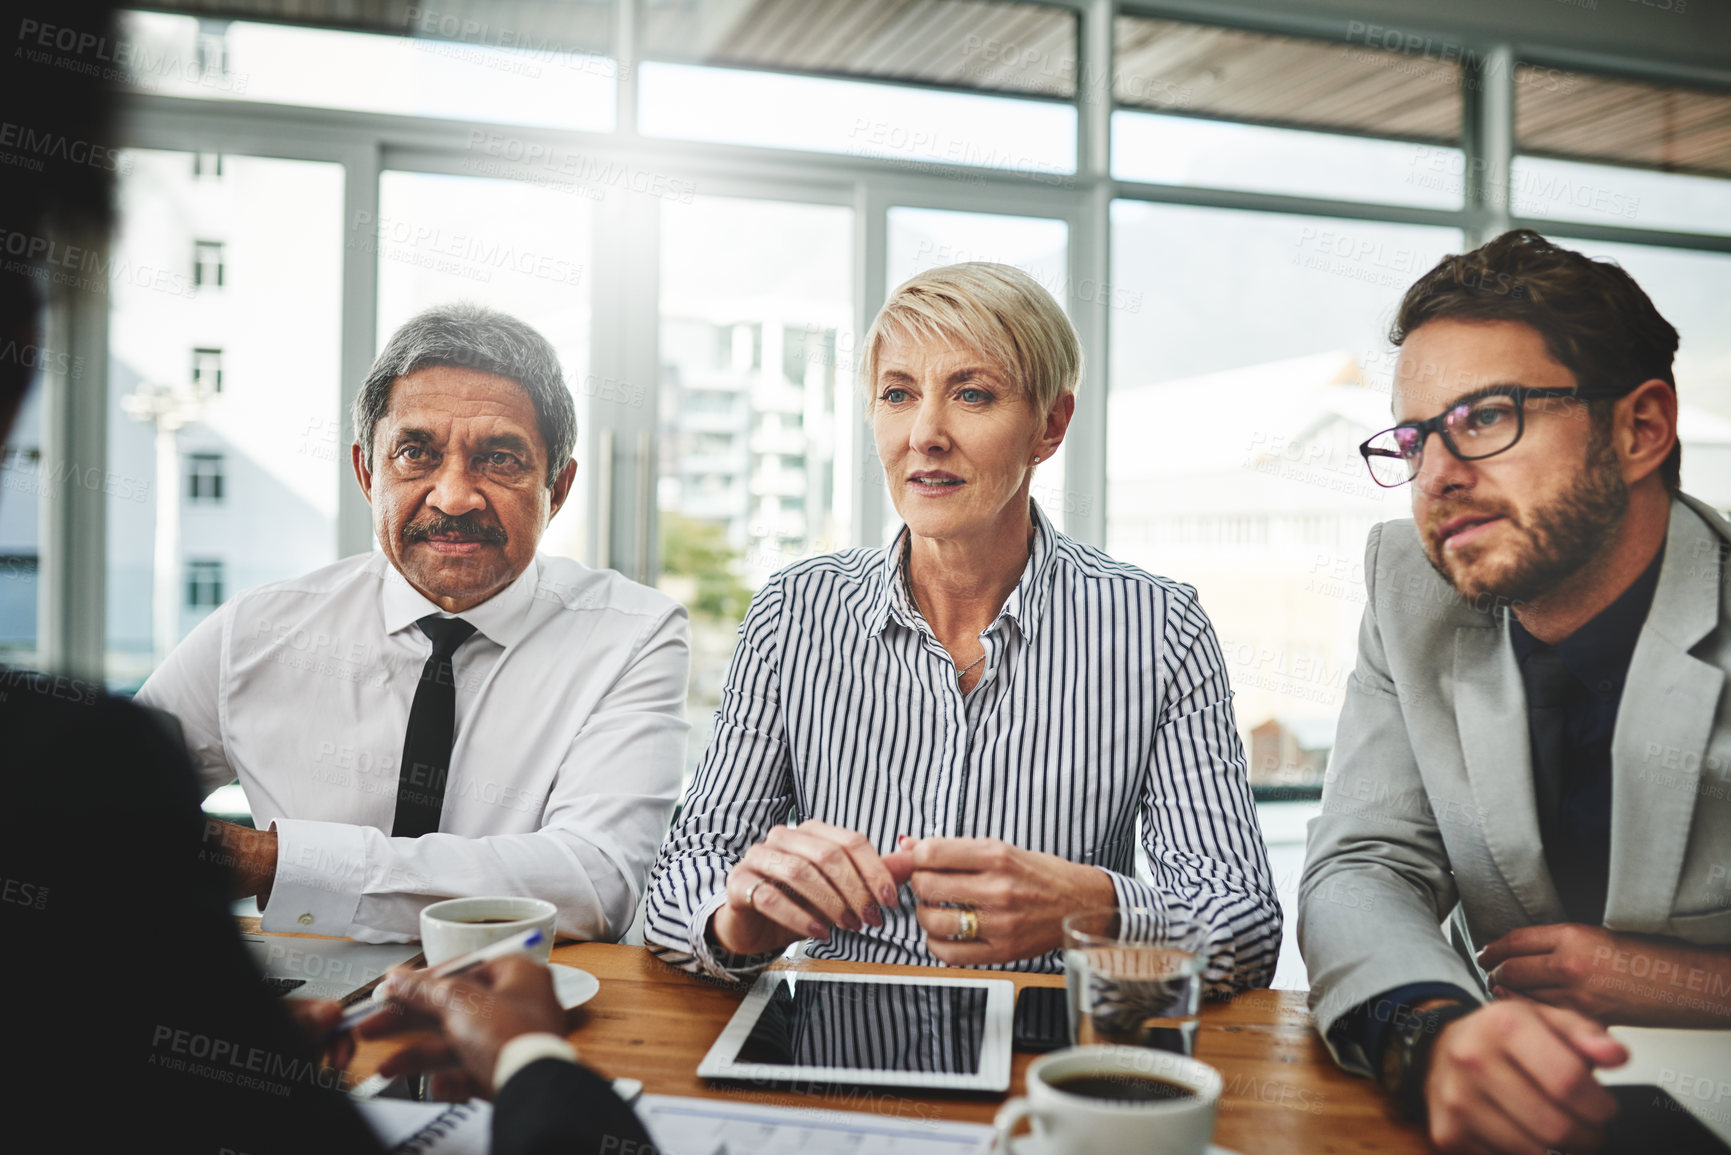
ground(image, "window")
xmin=1512 ymin=65 xmax=1731 ymax=235
xmin=109 ymin=151 xmax=343 ymax=689
xmin=194 ymin=26 xmax=229 ymax=76
xmin=1107 ymin=201 xmax=1460 ymax=784
xmin=185 ymin=559 xmax=224 ymax=608
xmin=1111 ymin=16 xmax=1466 ymax=207
xmin=192 ymin=240 xmax=224 ymax=288
xmin=187 ymin=453 xmax=224 ymax=503
xmin=117 ymin=11 xmax=618 ymax=131
xmin=639 ymin=63 xmax=1075 ymax=178
xmin=191 ymin=347 xmax=222 ymax=393
xmin=1113 ymin=112 xmax=1465 ymax=209
xmin=658 ymin=195 xmax=854 ymax=778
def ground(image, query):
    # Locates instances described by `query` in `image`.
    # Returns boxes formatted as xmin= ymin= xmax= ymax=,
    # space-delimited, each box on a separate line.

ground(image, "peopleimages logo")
xmin=0 ymin=228 xmax=197 ymax=298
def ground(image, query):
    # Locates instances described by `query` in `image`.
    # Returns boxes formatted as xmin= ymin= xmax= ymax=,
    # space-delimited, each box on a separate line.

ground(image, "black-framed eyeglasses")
xmin=1358 ymin=386 xmax=1597 ymax=488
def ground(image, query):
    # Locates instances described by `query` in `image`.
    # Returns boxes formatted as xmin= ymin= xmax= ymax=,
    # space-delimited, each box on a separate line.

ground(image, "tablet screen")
xmin=733 ymin=976 xmax=990 ymax=1074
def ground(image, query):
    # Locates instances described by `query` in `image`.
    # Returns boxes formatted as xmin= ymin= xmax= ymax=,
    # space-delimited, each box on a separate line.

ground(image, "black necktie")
xmin=393 ymin=615 xmax=476 ymax=838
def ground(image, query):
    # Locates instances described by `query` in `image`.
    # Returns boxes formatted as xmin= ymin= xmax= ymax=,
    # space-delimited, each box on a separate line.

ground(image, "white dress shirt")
xmin=645 ymin=503 xmax=1280 ymax=991
xmin=137 ymin=551 xmax=690 ymax=943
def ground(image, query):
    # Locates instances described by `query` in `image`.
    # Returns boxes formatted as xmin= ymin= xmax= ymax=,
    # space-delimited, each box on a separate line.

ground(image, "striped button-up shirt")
xmin=645 ymin=504 xmax=1280 ymax=991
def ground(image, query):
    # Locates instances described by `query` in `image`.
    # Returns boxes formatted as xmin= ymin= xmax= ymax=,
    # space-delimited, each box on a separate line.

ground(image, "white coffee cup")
xmin=993 ymin=1045 xmax=1220 ymax=1155
xmin=419 ymin=896 xmax=557 ymax=966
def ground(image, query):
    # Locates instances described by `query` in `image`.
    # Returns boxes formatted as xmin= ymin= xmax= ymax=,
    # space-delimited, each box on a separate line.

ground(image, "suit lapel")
xmin=1606 ymin=500 xmax=1726 ymax=932
xmin=1455 ymin=621 xmax=1566 ymax=924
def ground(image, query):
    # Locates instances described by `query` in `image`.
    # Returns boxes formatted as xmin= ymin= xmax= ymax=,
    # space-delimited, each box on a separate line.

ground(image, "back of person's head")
xmin=0 ymin=0 xmax=120 ymax=410
xmin=1391 ymin=229 xmax=1681 ymax=492
xmin=863 ymin=262 xmax=1081 ymax=417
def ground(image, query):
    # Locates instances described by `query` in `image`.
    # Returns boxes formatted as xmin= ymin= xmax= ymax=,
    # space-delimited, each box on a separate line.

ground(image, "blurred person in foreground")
xmin=1300 ymin=230 xmax=1731 ymax=1155
xmin=0 ymin=9 xmax=651 ymax=1148
xmin=645 ymin=262 xmax=1280 ymax=990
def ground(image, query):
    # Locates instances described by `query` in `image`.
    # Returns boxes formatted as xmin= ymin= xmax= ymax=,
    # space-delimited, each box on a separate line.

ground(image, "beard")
xmin=1420 ymin=427 xmax=1628 ymax=604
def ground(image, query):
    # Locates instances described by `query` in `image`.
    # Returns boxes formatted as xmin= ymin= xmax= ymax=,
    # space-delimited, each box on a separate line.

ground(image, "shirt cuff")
xmin=494 ymin=1033 xmax=578 ymax=1092
xmin=258 ymin=818 xmax=366 ymax=936
xmin=690 ymin=889 xmax=781 ymax=983
xmin=1333 ymin=982 xmax=1482 ymax=1077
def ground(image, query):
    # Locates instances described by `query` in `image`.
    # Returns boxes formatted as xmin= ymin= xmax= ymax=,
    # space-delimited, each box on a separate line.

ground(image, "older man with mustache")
xmin=137 ymin=304 xmax=689 ymax=943
xmin=1300 ymin=231 xmax=1731 ymax=1155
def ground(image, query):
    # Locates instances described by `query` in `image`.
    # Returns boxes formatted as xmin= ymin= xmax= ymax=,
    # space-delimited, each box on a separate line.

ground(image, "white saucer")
xmin=551 ymin=963 xmax=599 ymax=1010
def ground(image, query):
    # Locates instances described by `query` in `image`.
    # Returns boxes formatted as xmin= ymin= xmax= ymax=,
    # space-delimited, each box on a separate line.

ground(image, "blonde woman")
xmin=645 ymin=263 xmax=1279 ymax=991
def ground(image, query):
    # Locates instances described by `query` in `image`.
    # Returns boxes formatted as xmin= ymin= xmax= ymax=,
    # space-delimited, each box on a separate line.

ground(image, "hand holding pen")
xmin=326 ymin=927 xmax=547 ymax=1040
xmin=355 ymin=948 xmax=571 ymax=1101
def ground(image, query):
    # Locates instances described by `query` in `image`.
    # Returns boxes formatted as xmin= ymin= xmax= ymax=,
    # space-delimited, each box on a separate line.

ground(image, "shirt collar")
xmin=867 ymin=500 xmax=1060 ymax=643
xmin=380 ymin=555 xmax=541 ymax=649
xmin=1509 ymin=542 xmax=1664 ymax=686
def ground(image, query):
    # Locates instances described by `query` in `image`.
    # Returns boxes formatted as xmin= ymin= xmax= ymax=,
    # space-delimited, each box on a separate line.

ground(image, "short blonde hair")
xmin=862 ymin=262 xmax=1081 ymax=415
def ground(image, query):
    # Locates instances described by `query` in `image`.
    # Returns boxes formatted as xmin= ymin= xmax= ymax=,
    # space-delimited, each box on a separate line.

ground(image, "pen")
xmin=324 ymin=927 xmax=547 ymax=1039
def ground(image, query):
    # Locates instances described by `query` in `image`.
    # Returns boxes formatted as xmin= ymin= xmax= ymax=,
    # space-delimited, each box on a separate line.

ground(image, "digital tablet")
xmin=697 ymin=971 xmax=1016 ymax=1092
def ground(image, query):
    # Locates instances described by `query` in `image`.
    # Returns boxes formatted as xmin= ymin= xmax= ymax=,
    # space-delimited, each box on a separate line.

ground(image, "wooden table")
xmin=465 ymin=943 xmax=1427 ymax=1155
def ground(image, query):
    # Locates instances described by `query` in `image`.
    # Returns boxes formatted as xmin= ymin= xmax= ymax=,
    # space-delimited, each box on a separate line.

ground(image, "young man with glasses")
xmin=1300 ymin=230 xmax=1731 ymax=1155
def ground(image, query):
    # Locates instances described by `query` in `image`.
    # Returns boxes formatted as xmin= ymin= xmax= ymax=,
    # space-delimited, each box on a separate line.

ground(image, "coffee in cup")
xmin=993 ymin=1044 xmax=1220 ymax=1155
xmin=419 ymin=896 xmax=557 ymax=966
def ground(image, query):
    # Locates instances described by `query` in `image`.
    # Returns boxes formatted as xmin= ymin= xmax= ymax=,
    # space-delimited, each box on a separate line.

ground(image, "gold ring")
xmin=745 ymin=879 xmax=768 ymax=909
xmin=953 ymin=908 xmax=979 ymax=942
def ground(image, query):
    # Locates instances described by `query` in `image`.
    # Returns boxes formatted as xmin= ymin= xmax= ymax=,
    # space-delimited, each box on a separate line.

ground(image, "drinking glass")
xmin=1063 ymin=907 xmax=1205 ymax=1056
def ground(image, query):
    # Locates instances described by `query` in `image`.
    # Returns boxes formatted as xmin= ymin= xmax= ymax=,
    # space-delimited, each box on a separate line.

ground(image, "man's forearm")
xmin=201 ymin=818 xmax=277 ymax=903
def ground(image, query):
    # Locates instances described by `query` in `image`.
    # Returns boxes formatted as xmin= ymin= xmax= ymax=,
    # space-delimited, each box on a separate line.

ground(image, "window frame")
xmin=33 ymin=1 xmax=1731 ymax=698
xmin=184 ymin=558 xmax=225 ymax=608
xmin=186 ymin=452 xmax=225 ymax=503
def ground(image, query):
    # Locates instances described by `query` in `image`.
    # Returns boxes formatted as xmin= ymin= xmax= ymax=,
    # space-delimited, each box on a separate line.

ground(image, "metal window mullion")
xmin=853 ymin=183 xmax=891 ymax=550
xmin=1066 ymin=184 xmax=1110 ymax=548
xmin=1060 ymin=0 xmax=1114 ymax=549
xmin=1463 ymin=43 xmax=1515 ymax=246
xmin=615 ymin=0 xmax=639 ymax=138
xmin=337 ymin=140 xmax=382 ymax=558
xmin=587 ymin=175 xmax=660 ymax=583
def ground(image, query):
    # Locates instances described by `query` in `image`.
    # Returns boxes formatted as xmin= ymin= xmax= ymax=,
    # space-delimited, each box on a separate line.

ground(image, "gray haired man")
xmin=139 ymin=304 xmax=690 ymax=943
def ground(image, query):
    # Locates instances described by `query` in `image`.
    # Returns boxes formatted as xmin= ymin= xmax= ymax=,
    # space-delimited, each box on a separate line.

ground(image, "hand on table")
xmin=710 ymin=820 xmax=916 ymax=957
xmin=901 ymin=836 xmax=1117 ymax=965
xmin=357 ymin=955 xmax=569 ymax=1100
xmin=1423 ymin=999 xmax=1626 ymax=1154
xmin=1480 ymin=923 xmax=1731 ymax=1026
xmin=201 ymin=817 xmax=278 ymax=903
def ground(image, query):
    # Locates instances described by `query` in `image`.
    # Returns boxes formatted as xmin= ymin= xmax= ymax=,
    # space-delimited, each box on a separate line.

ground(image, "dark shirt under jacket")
xmin=1509 ymin=545 xmax=1664 ymax=927
xmin=1334 ymin=545 xmax=1664 ymax=1075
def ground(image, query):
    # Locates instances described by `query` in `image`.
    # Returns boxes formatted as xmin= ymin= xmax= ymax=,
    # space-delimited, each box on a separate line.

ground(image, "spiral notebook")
xmin=356 ymin=1098 xmax=492 ymax=1154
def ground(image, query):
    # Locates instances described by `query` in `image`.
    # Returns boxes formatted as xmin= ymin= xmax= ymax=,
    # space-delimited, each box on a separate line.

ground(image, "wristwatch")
xmin=1378 ymin=1001 xmax=1478 ymax=1121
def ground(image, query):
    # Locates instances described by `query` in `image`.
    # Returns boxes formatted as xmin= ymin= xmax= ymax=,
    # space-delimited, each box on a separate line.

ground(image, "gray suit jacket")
xmin=1300 ymin=495 xmax=1731 ymax=1073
